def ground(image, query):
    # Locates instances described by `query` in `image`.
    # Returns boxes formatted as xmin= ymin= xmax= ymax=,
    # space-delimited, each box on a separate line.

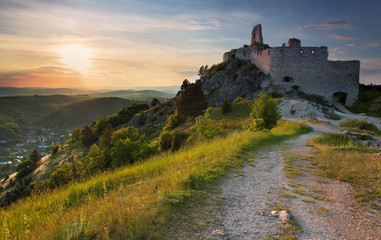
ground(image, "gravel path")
xmin=176 ymin=121 xmax=380 ymax=239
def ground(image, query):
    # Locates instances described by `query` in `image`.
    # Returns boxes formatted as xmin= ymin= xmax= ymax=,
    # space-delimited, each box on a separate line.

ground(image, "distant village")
xmin=0 ymin=128 xmax=72 ymax=174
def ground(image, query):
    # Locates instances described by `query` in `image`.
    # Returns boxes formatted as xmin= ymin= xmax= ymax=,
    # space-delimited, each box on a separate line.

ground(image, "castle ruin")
xmin=223 ymin=24 xmax=360 ymax=106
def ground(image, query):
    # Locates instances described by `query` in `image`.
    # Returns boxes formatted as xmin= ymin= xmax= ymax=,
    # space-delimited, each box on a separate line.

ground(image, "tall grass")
xmin=310 ymin=134 xmax=381 ymax=207
xmin=0 ymin=121 xmax=311 ymax=239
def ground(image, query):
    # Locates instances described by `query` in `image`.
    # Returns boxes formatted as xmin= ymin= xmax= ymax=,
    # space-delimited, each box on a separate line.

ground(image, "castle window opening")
xmin=300 ymin=49 xmax=304 ymax=54
xmin=312 ymin=50 xmax=315 ymax=54
xmin=282 ymin=76 xmax=294 ymax=83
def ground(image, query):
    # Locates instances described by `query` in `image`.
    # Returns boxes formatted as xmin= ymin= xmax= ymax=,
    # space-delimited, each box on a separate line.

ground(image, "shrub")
xmin=30 ymin=149 xmax=42 ymax=163
xmin=233 ymin=97 xmax=244 ymax=103
xmin=50 ymin=143 xmax=60 ymax=154
xmin=250 ymin=93 xmax=281 ymax=130
xmin=221 ymin=100 xmax=232 ymax=114
xmin=339 ymin=118 xmax=381 ymax=135
xmin=150 ymin=98 xmax=161 ymax=107
xmin=16 ymin=160 xmax=36 ymax=179
xmin=163 ymin=113 xmax=179 ymax=132
xmin=194 ymin=108 xmax=223 ymax=140
xmin=80 ymin=126 xmax=97 ymax=147
xmin=111 ymin=126 xmax=141 ymax=145
xmin=160 ymin=132 xmax=173 ymax=151
xmin=170 ymin=131 xmax=188 ymax=152
xmin=248 ymin=118 xmax=266 ymax=132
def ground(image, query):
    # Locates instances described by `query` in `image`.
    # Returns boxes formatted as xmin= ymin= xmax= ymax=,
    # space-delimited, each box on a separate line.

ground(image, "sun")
xmin=58 ymin=45 xmax=92 ymax=73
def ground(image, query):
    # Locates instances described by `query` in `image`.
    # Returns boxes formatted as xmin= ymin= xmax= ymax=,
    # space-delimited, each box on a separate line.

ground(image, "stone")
xmin=251 ymin=24 xmax=263 ymax=45
xmin=223 ymin=24 xmax=360 ymax=106
xmin=271 ymin=211 xmax=279 ymax=217
xmin=279 ymin=210 xmax=290 ymax=223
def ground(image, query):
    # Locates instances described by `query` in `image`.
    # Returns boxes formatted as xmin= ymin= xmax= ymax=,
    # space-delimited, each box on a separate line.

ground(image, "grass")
xmin=0 ymin=121 xmax=312 ymax=239
xmin=292 ymin=189 xmax=308 ymax=195
xmin=339 ymin=118 xmax=381 ymax=136
xmin=310 ymin=134 xmax=381 ymax=208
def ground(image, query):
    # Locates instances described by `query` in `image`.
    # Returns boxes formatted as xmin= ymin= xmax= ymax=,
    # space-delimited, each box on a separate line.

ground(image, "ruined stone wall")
xmin=222 ymin=45 xmax=360 ymax=106
xmin=249 ymin=47 xmax=359 ymax=106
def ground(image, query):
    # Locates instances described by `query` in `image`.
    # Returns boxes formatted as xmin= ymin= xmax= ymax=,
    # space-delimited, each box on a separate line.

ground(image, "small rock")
xmin=279 ymin=210 xmax=290 ymax=222
xmin=271 ymin=211 xmax=279 ymax=217
xmin=211 ymin=229 xmax=224 ymax=236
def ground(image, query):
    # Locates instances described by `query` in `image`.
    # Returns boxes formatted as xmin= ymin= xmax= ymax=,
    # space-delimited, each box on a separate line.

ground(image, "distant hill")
xmin=34 ymin=97 xmax=145 ymax=129
xmin=90 ymin=89 xmax=174 ymax=101
xmin=0 ymin=87 xmax=99 ymax=96
xmin=0 ymin=95 xmax=85 ymax=141
xmin=0 ymin=87 xmax=178 ymax=98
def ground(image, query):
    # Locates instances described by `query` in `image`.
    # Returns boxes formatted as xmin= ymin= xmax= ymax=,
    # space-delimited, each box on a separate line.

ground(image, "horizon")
xmin=1 ymin=0 xmax=381 ymax=89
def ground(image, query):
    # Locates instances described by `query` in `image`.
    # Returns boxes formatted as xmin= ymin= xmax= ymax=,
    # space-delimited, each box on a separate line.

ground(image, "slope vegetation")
xmin=0 ymin=98 xmax=311 ymax=239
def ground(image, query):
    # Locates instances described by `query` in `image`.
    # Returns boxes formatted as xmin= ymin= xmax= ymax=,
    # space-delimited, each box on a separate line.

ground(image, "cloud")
xmin=346 ymin=43 xmax=356 ymax=47
xmin=303 ymin=21 xmax=353 ymax=29
xmin=360 ymin=58 xmax=381 ymax=71
xmin=329 ymin=34 xmax=359 ymax=40
xmin=360 ymin=43 xmax=381 ymax=49
xmin=0 ymin=66 xmax=82 ymax=88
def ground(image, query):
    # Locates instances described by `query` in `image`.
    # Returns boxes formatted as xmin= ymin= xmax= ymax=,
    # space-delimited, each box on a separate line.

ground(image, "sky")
xmin=0 ymin=0 xmax=380 ymax=90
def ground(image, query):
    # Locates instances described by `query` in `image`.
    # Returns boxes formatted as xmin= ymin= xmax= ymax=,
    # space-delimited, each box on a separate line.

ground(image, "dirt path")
xmin=176 ymin=122 xmax=380 ymax=239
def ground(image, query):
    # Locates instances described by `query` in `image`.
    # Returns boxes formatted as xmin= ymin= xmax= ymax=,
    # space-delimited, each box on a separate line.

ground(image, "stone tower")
xmin=251 ymin=24 xmax=263 ymax=45
xmin=287 ymin=38 xmax=301 ymax=48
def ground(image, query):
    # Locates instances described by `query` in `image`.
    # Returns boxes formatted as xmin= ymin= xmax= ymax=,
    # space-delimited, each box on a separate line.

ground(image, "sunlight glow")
xmin=58 ymin=45 xmax=92 ymax=73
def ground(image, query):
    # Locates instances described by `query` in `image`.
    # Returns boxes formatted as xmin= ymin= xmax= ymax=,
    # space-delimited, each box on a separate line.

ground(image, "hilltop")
xmin=0 ymin=26 xmax=380 ymax=239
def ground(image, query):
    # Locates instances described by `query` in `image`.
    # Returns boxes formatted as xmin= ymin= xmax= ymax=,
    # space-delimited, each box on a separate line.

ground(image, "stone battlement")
xmin=222 ymin=24 xmax=360 ymax=106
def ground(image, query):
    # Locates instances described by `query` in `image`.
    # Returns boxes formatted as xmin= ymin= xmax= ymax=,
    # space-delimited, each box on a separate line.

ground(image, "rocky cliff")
xmin=200 ymin=58 xmax=286 ymax=106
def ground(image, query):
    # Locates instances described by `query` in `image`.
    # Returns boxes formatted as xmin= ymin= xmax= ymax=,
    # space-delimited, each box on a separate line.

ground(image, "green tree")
xmin=111 ymin=126 xmax=142 ymax=145
xmin=221 ymin=100 xmax=232 ymax=114
xmin=250 ymin=93 xmax=281 ymax=130
xmin=111 ymin=138 xmax=142 ymax=167
xmin=80 ymin=125 xmax=97 ymax=147
xmin=150 ymin=98 xmax=161 ymax=107
xmin=176 ymin=79 xmax=208 ymax=120
xmin=30 ymin=149 xmax=42 ymax=163
xmin=50 ymin=143 xmax=60 ymax=154
xmin=71 ymin=127 xmax=82 ymax=141
xmin=160 ymin=132 xmax=173 ymax=151
xmin=99 ymin=124 xmax=113 ymax=149
xmin=194 ymin=108 xmax=223 ymax=140
xmin=84 ymin=144 xmax=107 ymax=175
xmin=198 ymin=65 xmax=208 ymax=77
xmin=162 ymin=113 xmax=179 ymax=132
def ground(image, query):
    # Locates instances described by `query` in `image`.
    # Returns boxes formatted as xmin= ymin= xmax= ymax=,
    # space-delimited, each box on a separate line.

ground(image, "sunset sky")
xmin=0 ymin=0 xmax=380 ymax=89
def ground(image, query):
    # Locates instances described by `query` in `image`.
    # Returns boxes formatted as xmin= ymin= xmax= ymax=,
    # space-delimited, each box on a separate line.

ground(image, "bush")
xmin=80 ymin=126 xmax=97 ymax=147
xmin=250 ymin=93 xmax=281 ymax=130
xmin=194 ymin=108 xmax=223 ymax=140
xmin=339 ymin=118 xmax=381 ymax=135
xmin=233 ymin=97 xmax=244 ymax=103
xmin=50 ymin=143 xmax=60 ymax=154
xmin=16 ymin=160 xmax=36 ymax=179
xmin=30 ymin=149 xmax=42 ymax=163
xmin=248 ymin=118 xmax=266 ymax=132
xmin=163 ymin=113 xmax=179 ymax=132
xmin=171 ymin=131 xmax=188 ymax=152
xmin=160 ymin=132 xmax=173 ymax=151
xmin=221 ymin=100 xmax=232 ymax=114
xmin=150 ymin=98 xmax=161 ymax=107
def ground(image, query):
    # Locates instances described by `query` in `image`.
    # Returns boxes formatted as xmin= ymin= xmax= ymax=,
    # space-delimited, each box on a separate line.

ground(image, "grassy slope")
xmin=309 ymin=134 xmax=381 ymax=207
xmin=0 ymin=119 xmax=311 ymax=239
